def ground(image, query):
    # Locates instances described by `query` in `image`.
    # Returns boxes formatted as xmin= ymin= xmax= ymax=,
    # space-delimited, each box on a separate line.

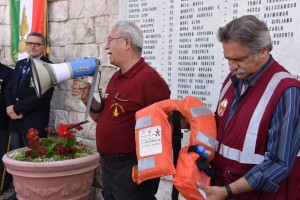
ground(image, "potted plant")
xmin=2 ymin=123 xmax=100 ymax=200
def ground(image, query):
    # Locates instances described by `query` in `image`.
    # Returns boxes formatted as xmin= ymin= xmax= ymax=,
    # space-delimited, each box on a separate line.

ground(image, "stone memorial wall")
xmin=121 ymin=0 xmax=300 ymax=110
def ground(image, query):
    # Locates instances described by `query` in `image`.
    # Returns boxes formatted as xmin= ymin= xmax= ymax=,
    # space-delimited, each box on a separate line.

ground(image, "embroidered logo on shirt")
xmin=110 ymin=103 xmax=125 ymax=118
xmin=218 ymin=98 xmax=228 ymax=117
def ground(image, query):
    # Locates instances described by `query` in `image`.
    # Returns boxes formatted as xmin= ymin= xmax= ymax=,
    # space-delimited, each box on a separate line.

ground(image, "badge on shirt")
xmin=110 ymin=103 xmax=125 ymax=118
xmin=217 ymin=98 xmax=228 ymax=117
xmin=30 ymin=78 xmax=34 ymax=87
xmin=104 ymin=93 xmax=109 ymax=99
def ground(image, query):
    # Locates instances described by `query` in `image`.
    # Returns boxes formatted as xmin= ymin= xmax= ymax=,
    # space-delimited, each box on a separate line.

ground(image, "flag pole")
xmin=0 ymin=134 xmax=11 ymax=195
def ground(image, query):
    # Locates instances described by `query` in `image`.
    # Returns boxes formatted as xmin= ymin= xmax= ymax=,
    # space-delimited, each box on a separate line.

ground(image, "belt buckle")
xmin=117 ymin=154 xmax=123 ymax=161
xmin=118 ymin=153 xmax=128 ymax=161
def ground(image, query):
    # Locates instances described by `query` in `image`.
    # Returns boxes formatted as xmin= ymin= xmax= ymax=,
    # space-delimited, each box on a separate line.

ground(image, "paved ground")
xmin=0 ymin=184 xmax=14 ymax=200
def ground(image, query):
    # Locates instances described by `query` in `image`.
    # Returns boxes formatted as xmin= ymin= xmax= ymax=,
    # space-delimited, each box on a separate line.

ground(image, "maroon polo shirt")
xmin=96 ymin=58 xmax=170 ymax=154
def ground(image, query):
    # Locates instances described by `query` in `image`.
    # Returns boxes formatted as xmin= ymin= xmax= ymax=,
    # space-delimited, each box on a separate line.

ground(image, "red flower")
xmin=25 ymin=150 xmax=35 ymax=157
xmin=57 ymin=123 xmax=82 ymax=139
xmin=45 ymin=126 xmax=53 ymax=133
xmin=26 ymin=128 xmax=39 ymax=141
xmin=37 ymin=147 xmax=47 ymax=156
xmin=57 ymin=123 xmax=72 ymax=137
xmin=23 ymin=123 xmax=83 ymax=161
xmin=28 ymin=140 xmax=43 ymax=149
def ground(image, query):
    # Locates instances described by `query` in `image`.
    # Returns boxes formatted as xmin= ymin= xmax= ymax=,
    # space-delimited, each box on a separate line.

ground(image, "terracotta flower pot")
xmin=2 ymin=149 xmax=100 ymax=200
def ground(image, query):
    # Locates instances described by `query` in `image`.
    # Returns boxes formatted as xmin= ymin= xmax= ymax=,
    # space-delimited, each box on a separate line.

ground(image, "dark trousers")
xmin=101 ymin=157 xmax=160 ymax=200
xmin=10 ymin=131 xmax=28 ymax=150
xmin=0 ymin=130 xmax=12 ymax=191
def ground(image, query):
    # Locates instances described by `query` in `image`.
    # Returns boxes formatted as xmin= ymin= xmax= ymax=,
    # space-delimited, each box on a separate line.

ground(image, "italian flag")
xmin=10 ymin=0 xmax=48 ymax=63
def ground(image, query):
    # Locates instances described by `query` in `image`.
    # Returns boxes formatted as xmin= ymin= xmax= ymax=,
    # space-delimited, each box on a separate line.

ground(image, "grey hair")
xmin=27 ymin=32 xmax=47 ymax=45
xmin=113 ymin=20 xmax=143 ymax=53
xmin=218 ymin=15 xmax=272 ymax=54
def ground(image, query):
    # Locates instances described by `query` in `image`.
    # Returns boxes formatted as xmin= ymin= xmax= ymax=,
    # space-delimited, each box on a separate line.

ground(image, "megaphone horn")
xmin=30 ymin=57 xmax=100 ymax=98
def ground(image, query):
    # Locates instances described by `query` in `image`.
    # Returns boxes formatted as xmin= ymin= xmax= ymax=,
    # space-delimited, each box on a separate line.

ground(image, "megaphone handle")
xmin=89 ymin=88 xmax=104 ymax=113
xmin=84 ymin=63 xmax=100 ymax=121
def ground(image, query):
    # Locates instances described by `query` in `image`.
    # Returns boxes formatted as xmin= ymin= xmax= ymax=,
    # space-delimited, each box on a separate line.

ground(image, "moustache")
xmin=232 ymin=68 xmax=246 ymax=75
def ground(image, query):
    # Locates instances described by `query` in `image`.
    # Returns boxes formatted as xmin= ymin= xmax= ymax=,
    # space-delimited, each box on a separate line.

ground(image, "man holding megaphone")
xmin=71 ymin=20 xmax=171 ymax=200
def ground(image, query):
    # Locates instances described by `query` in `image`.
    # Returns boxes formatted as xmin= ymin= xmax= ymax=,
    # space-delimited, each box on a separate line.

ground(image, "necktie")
xmin=19 ymin=59 xmax=30 ymax=87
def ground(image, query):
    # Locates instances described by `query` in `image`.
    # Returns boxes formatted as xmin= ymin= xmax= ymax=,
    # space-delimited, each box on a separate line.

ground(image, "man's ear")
xmin=124 ymin=37 xmax=132 ymax=50
xmin=259 ymin=47 xmax=269 ymax=59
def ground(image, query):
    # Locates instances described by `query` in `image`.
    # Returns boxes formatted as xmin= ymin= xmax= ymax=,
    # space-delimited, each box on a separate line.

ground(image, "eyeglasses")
xmin=106 ymin=37 xmax=123 ymax=44
xmin=26 ymin=42 xmax=45 ymax=47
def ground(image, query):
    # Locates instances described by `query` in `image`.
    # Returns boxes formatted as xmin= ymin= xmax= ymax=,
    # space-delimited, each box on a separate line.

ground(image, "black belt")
xmin=99 ymin=152 xmax=136 ymax=162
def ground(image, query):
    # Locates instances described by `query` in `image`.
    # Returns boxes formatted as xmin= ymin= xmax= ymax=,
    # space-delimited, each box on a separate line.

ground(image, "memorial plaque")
xmin=122 ymin=0 xmax=300 ymax=111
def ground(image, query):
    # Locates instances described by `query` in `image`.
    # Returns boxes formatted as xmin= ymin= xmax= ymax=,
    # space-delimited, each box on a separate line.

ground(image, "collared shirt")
xmin=226 ymin=56 xmax=300 ymax=192
xmin=225 ymin=56 xmax=273 ymax=127
xmin=96 ymin=58 xmax=171 ymax=154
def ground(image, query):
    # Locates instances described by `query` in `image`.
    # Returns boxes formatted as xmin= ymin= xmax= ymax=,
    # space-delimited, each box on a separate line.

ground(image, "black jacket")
xmin=0 ymin=63 xmax=13 ymax=130
xmin=5 ymin=56 xmax=54 ymax=137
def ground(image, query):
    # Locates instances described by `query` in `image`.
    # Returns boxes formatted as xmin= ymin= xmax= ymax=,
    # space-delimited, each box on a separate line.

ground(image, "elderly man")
xmin=71 ymin=21 xmax=170 ymax=200
xmin=198 ymin=15 xmax=300 ymax=200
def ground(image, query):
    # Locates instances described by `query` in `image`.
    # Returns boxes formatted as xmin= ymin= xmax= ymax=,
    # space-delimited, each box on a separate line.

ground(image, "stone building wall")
xmin=0 ymin=0 xmax=119 ymax=146
xmin=46 ymin=0 xmax=120 ymax=148
xmin=0 ymin=0 xmax=175 ymax=199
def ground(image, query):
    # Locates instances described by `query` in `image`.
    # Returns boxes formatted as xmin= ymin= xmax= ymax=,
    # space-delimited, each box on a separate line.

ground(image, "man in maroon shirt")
xmin=72 ymin=20 xmax=170 ymax=200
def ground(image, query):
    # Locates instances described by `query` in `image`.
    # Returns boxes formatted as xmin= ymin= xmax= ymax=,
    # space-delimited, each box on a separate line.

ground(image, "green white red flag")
xmin=10 ymin=0 xmax=47 ymax=63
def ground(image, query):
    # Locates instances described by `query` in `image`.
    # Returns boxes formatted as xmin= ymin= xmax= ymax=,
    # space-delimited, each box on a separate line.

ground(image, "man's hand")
xmin=197 ymin=177 xmax=254 ymax=200
xmin=6 ymin=105 xmax=23 ymax=119
xmin=196 ymin=182 xmax=227 ymax=200
xmin=6 ymin=105 xmax=14 ymax=116
xmin=71 ymin=80 xmax=91 ymax=104
xmin=9 ymin=112 xmax=23 ymax=120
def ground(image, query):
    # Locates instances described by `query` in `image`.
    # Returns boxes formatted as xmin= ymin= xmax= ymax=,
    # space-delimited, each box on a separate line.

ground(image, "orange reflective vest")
xmin=133 ymin=96 xmax=217 ymax=199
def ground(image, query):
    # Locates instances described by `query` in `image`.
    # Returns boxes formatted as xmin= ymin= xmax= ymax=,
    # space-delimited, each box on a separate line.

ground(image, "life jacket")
xmin=133 ymin=96 xmax=217 ymax=199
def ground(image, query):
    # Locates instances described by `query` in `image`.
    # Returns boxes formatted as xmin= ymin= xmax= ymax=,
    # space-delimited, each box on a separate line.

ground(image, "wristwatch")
xmin=224 ymin=184 xmax=234 ymax=199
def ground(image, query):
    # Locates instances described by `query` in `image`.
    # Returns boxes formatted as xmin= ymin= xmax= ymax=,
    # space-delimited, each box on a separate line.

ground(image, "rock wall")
xmin=0 ymin=0 xmax=119 ymax=145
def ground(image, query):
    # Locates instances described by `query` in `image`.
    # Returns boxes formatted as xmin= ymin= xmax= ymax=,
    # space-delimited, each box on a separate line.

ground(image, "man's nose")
xmin=228 ymin=60 xmax=238 ymax=71
xmin=104 ymin=42 xmax=109 ymax=50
